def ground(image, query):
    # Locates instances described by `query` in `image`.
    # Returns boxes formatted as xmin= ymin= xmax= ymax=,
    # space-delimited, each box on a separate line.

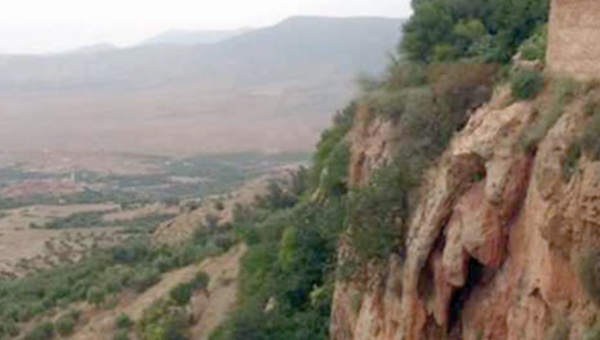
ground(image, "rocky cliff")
xmin=331 ymin=84 xmax=600 ymax=339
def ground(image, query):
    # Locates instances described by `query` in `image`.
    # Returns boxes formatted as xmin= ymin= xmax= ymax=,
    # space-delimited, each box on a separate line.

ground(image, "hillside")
xmin=8 ymin=1 xmax=600 ymax=339
xmin=140 ymin=29 xmax=249 ymax=46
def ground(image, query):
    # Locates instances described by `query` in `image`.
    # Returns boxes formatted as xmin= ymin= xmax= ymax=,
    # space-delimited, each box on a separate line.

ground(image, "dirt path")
xmin=70 ymin=244 xmax=246 ymax=340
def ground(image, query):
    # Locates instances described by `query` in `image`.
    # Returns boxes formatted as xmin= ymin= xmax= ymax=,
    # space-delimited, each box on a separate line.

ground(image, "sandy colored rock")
xmin=331 ymin=83 xmax=600 ymax=339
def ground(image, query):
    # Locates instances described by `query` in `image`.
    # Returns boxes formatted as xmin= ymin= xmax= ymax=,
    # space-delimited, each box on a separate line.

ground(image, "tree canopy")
xmin=402 ymin=0 xmax=549 ymax=63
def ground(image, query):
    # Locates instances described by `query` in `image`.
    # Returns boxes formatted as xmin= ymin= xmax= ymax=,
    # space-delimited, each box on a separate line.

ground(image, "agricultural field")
xmin=0 ymin=151 xmax=308 ymax=278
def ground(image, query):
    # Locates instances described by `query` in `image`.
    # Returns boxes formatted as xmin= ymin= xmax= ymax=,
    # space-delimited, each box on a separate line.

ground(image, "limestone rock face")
xmin=331 ymin=88 xmax=600 ymax=340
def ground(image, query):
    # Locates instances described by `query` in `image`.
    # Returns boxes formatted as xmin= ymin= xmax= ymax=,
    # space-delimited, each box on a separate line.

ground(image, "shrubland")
xmin=208 ymin=0 xmax=555 ymax=337
xmin=0 ymin=223 xmax=235 ymax=339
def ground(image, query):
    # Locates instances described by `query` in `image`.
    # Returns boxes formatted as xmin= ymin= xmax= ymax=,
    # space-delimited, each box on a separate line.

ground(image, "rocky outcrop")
xmin=331 ymin=87 xmax=600 ymax=339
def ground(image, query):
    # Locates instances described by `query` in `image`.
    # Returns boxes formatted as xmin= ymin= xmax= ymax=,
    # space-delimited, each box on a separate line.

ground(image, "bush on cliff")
xmin=510 ymin=69 xmax=544 ymax=100
xmin=402 ymin=0 xmax=549 ymax=63
xmin=519 ymin=24 xmax=547 ymax=61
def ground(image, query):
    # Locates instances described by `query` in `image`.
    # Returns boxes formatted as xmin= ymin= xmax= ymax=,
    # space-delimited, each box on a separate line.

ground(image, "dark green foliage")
xmin=131 ymin=268 xmax=162 ymax=293
xmin=87 ymin=286 xmax=107 ymax=306
xmin=510 ymin=69 xmax=544 ymax=100
xmin=55 ymin=314 xmax=76 ymax=336
xmin=255 ymin=181 xmax=299 ymax=211
xmin=115 ymin=313 xmax=134 ymax=330
xmin=319 ymin=142 xmax=351 ymax=197
xmin=192 ymin=271 xmax=210 ymax=291
xmin=212 ymin=198 xmax=346 ymax=340
xmin=214 ymin=201 xmax=225 ymax=211
xmin=39 ymin=211 xmax=176 ymax=233
xmin=25 ymin=322 xmax=54 ymax=340
xmin=169 ymin=283 xmax=194 ymax=306
xmin=347 ymin=158 xmax=419 ymax=264
xmin=40 ymin=211 xmax=105 ymax=229
xmin=563 ymin=143 xmax=582 ymax=181
xmin=521 ymin=77 xmax=580 ymax=153
xmin=0 ymin=228 xmax=234 ymax=331
xmin=402 ymin=0 xmax=549 ymax=63
xmin=312 ymin=102 xmax=356 ymax=190
xmin=137 ymin=299 xmax=189 ymax=340
xmin=0 ymin=320 xmax=19 ymax=339
xmin=338 ymin=62 xmax=497 ymax=278
xmin=519 ymin=24 xmax=547 ymax=61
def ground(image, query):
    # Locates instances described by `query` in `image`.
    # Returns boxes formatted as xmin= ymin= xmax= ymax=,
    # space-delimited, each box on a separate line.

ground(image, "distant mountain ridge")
xmin=64 ymin=43 xmax=118 ymax=55
xmin=0 ymin=16 xmax=403 ymax=156
xmin=140 ymin=28 xmax=251 ymax=46
xmin=0 ymin=16 xmax=402 ymax=91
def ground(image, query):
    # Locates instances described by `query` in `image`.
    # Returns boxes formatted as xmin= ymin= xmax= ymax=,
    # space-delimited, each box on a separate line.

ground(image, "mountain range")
xmin=139 ymin=28 xmax=250 ymax=46
xmin=0 ymin=16 xmax=402 ymax=157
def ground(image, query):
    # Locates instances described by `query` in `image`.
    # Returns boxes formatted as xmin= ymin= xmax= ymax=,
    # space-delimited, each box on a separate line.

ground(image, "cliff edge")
xmin=331 ymin=82 xmax=600 ymax=339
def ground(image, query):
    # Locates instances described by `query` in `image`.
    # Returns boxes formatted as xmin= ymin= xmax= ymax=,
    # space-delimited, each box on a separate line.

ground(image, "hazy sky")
xmin=0 ymin=0 xmax=412 ymax=54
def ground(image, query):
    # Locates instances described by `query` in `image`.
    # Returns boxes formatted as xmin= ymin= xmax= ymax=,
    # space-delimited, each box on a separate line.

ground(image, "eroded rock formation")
xmin=331 ymin=87 xmax=600 ymax=339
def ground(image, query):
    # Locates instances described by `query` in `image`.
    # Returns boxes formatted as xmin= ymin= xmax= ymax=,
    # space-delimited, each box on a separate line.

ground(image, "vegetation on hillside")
xmin=0 ymin=2 xmax=559 ymax=340
xmin=208 ymin=0 xmax=555 ymax=338
xmin=402 ymin=0 xmax=549 ymax=62
xmin=33 ymin=211 xmax=177 ymax=233
xmin=0 ymin=223 xmax=235 ymax=340
xmin=211 ymin=181 xmax=346 ymax=340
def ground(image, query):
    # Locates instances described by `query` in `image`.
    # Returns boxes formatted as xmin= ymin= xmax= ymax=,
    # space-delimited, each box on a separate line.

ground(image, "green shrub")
xmin=115 ymin=313 xmax=134 ymax=330
xmin=87 ymin=286 xmax=106 ymax=307
xmin=519 ymin=24 xmax=547 ymax=61
xmin=402 ymin=0 xmax=548 ymax=63
xmin=553 ymin=77 xmax=580 ymax=105
xmin=510 ymin=69 xmax=544 ymax=100
xmin=0 ymin=320 xmax=20 ymax=338
xmin=364 ymin=88 xmax=406 ymax=119
xmin=153 ymin=255 xmax=176 ymax=273
xmin=214 ymin=201 xmax=225 ymax=211
xmin=131 ymin=267 xmax=161 ymax=293
xmin=563 ymin=143 xmax=582 ymax=181
xmin=347 ymin=158 xmax=419 ymax=266
xmin=55 ymin=314 xmax=76 ymax=336
xmin=192 ymin=271 xmax=210 ymax=291
xmin=521 ymin=78 xmax=579 ymax=153
xmin=312 ymin=103 xmax=356 ymax=189
xmin=169 ymin=283 xmax=194 ymax=306
xmin=25 ymin=322 xmax=54 ymax=340
xmin=319 ymin=142 xmax=351 ymax=197
xmin=350 ymin=291 xmax=363 ymax=313
xmin=137 ymin=300 xmax=189 ymax=340
xmin=211 ymin=233 xmax=237 ymax=251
